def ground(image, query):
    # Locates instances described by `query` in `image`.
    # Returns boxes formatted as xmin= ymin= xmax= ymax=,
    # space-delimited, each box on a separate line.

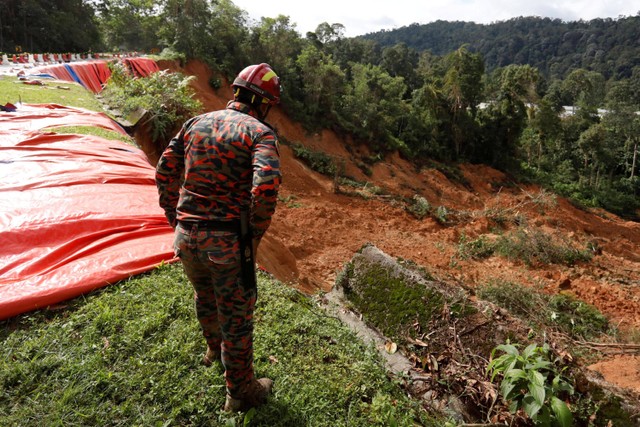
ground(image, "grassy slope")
xmin=0 ymin=267 xmax=435 ymax=426
xmin=0 ymin=74 xmax=437 ymax=426
xmin=0 ymin=75 xmax=104 ymax=111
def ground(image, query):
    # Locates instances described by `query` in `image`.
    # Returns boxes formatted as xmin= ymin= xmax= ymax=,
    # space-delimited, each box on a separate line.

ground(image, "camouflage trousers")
xmin=174 ymin=222 xmax=257 ymax=396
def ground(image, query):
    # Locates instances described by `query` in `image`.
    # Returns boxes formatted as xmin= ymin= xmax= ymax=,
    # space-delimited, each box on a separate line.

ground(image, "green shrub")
xmin=458 ymin=234 xmax=496 ymax=259
xmin=478 ymin=281 xmax=611 ymax=340
xmin=548 ymin=294 xmax=611 ymax=340
xmin=478 ymin=280 xmax=545 ymax=318
xmin=494 ymin=228 xmax=592 ymax=266
xmin=208 ymin=76 xmax=221 ymax=90
xmin=291 ymin=143 xmax=337 ymax=176
xmin=406 ymin=195 xmax=431 ymax=220
xmin=102 ymin=63 xmax=202 ymax=143
xmin=488 ymin=342 xmax=574 ymax=426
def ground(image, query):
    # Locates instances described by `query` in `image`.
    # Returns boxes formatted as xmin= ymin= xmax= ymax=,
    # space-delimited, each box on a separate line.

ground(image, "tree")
xmin=158 ymin=0 xmax=213 ymax=58
xmin=0 ymin=0 xmax=102 ymax=53
xmin=442 ymin=46 xmax=485 ymax=159
xmin=247 ymin=15 xmax=304 ymax=113
xmin=604 ymin=80 xmax=640 ymax=180
xmin=379 ymin=43 xmax=420 ymax=93
xmin=339 ymin=63 xmax=408 ymax=152
xmin=478 ymin=64 xmax=540 ymax=166
xmin=312 ymin=22 xmax=345 ymax=45
xmin=561 ymin=69 xmax=605 ymax=110
xmin=197 ymin=0 xmax=250 ymax=76
xmin=295 ymin=44 xmax=346 ymax=126
xmin=95 ymin=0 xmax=160 ymax=52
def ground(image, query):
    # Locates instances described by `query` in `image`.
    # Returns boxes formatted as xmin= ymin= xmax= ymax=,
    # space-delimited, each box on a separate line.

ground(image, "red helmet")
xmin=232 ymin=63 xmax=281 ymax=105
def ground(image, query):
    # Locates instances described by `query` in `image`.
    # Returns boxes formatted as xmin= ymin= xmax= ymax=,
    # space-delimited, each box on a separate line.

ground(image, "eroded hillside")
xmin=160 ymin=59 xmax=640 ymax=395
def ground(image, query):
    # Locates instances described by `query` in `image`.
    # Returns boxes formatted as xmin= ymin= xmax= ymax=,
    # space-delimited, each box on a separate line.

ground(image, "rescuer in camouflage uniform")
xmin=155 ymin=63 xmax=281 ymax=412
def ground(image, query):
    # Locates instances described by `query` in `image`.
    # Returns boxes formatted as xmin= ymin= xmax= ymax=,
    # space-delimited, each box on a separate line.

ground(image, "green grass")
xmin=457 ymin=227 xmax=593 ymax=267
xmin=0 ymin=75 xmax=105 ymax=112
xmin=477 ymin=280 xmax=612 ymax=341
xmin=49 ymin=126 xmax=134 ymax=144
xmin=290 ymin=142 xmax=338 ymax=177
xmin=0 ymin=266 xmax=437 ymax=426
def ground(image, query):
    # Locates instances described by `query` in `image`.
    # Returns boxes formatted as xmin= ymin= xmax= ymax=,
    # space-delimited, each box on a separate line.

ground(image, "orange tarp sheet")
xmin=0 ymin=104 xmax=174 ymax=320
xmin=30 ymin=61 xmax=112 ymax=93
xmin=30 ymin=58 xmax=159 ymax=93
xmin=123 ymin=57 xmax=161 ymax=78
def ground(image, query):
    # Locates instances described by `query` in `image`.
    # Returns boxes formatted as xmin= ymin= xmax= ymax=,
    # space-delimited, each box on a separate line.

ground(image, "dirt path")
xmin=168 ymin=59 xmax=640 ymax=395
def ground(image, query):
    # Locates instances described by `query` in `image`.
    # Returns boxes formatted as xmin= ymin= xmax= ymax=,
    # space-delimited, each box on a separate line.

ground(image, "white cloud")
xmin=231 ymin=0 xmax=640 ymax=37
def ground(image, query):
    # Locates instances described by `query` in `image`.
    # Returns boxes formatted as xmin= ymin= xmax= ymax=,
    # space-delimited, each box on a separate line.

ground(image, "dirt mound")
xmin=159 ymin=59 xmax=640 ymax=396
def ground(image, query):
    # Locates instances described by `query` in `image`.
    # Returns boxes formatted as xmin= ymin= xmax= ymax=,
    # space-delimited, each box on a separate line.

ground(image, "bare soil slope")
xmin=163 ymin=60 xmax=640 ymax=394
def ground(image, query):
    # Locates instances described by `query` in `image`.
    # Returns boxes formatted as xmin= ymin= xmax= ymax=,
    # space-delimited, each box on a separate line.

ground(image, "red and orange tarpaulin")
xmin=0 ymin=104 xmax=175 ymax=320
xmin=29 ymin=58 xmax=160 ymax=93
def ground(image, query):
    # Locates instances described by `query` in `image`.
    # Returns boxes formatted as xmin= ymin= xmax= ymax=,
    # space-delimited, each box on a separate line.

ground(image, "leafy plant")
xmin=494 ymin=227 xmax=593 ymax=266
xmin=478 ymin=280 xmax=611 ymax=341
xmin=406 ymin=194 xmax=431 ymax=219
xmin=435 ymin=205 xmax=449 ymax=224
xmin=458 ymin=234 xmax=496 ymax=259
xmin=488 ymin=343 xmax=574 ymax=426
xmin=102 ymin=63 xmax=202 ymax=143
xmin=290 ymin=142 xmax=338 ymax=176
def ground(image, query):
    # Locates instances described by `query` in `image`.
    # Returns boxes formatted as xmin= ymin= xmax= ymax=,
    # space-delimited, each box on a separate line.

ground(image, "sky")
xmin=230 ymin=0 xmax=640 ymax=37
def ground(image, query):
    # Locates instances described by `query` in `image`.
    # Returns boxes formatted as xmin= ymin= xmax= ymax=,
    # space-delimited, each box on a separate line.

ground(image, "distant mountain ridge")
xmin=361 ymin=15 xmax=640 ymax=81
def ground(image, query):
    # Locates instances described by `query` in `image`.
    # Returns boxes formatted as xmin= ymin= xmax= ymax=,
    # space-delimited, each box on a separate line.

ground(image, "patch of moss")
xmin=339 ymin=261 xmax=473 ymax=343
xmin=580 ymin=389 xmax=638 ymax=426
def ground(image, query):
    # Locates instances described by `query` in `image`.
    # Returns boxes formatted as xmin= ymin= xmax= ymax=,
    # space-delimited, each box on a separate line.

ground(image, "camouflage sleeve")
xmin=251 ymin=132 xmax=281 ymax=240
xmin=155 ymin=120 xmax=191 ymax=228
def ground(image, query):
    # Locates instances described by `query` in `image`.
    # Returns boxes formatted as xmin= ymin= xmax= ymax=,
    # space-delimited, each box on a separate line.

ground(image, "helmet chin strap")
xmin=256 ymin=104 xmax=271 ymax=121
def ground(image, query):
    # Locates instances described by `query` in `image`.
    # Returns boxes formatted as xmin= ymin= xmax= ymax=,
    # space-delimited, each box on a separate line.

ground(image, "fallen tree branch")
xmin=575 ymin=340 xmax=640 ymax=350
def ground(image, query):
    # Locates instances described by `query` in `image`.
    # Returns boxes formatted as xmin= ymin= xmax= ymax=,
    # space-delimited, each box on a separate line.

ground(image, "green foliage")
xmin=296 ymin=44 xmax=346 ymax=127
xmin=0 ymin=76 xmax=104 ymax=112
xmin=494 ymin=228 xmax=593 ymax=267
xmin=488 ymin=343 xmax=574 ymax=426
xmin=363 ymin=15 xmax=640 ymax=81
xmin=406 ymin=195 xmax=431 ymax=219
xmin=0 ymin=0 xmax=102 ymax=53
xmin=155 ymin=47 xmax=187 ymax=65
xmin=457 ymin=227 xmax=592 ymax=267
xmin=478 ymin=281 xmax=611 ymax=340
xmin=457 ymin=234 xmax=496 ymax=260
xmin=277 ymin=194 xmax=302 ymax=208
xmin=96 ymin=0 xmax=160 ymax=52
xmin=0 ymin=266 xmax=438 ymax=426
xmin=434 ymin=205 xmax=449 ymax=224
xmin=101 ymin=63 xmax=202 ymax=143
xmin=548 ymin=294 xmax=611 ymax=340
xmin=339 ymin=63 xmax=408 ymax=151
xmin=290 ymin=143 xmax=337 ymax=177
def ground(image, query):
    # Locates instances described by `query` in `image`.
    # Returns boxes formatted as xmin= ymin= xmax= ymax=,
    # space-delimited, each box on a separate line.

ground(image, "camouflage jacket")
xmin=155 ymin=101 xmax=281 ymax=240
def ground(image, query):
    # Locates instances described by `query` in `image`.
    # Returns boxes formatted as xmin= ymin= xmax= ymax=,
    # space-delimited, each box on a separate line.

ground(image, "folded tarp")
xmin=28 ymin=61 xmax=111 ymax=93
xmin=0 ymin=104 xmax=175 ymax=320
xmin=29 ymin=58 xmax=159 ymax=93
xmin=123 ymin=57 xmax=160 ymax=78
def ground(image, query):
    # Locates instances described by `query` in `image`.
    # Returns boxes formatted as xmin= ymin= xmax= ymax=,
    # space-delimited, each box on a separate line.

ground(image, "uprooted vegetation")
xmin=333 ymin=245 xmax=640 ymax=426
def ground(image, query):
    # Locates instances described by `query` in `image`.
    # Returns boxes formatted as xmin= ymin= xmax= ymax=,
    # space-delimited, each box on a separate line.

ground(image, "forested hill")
xmin=361 ymin=15 xmax=640 ymax=81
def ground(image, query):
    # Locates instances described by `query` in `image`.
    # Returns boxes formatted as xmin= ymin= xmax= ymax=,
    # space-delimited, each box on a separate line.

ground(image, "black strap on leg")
xmin=239 ymin=210 xmax=256 ymax=290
